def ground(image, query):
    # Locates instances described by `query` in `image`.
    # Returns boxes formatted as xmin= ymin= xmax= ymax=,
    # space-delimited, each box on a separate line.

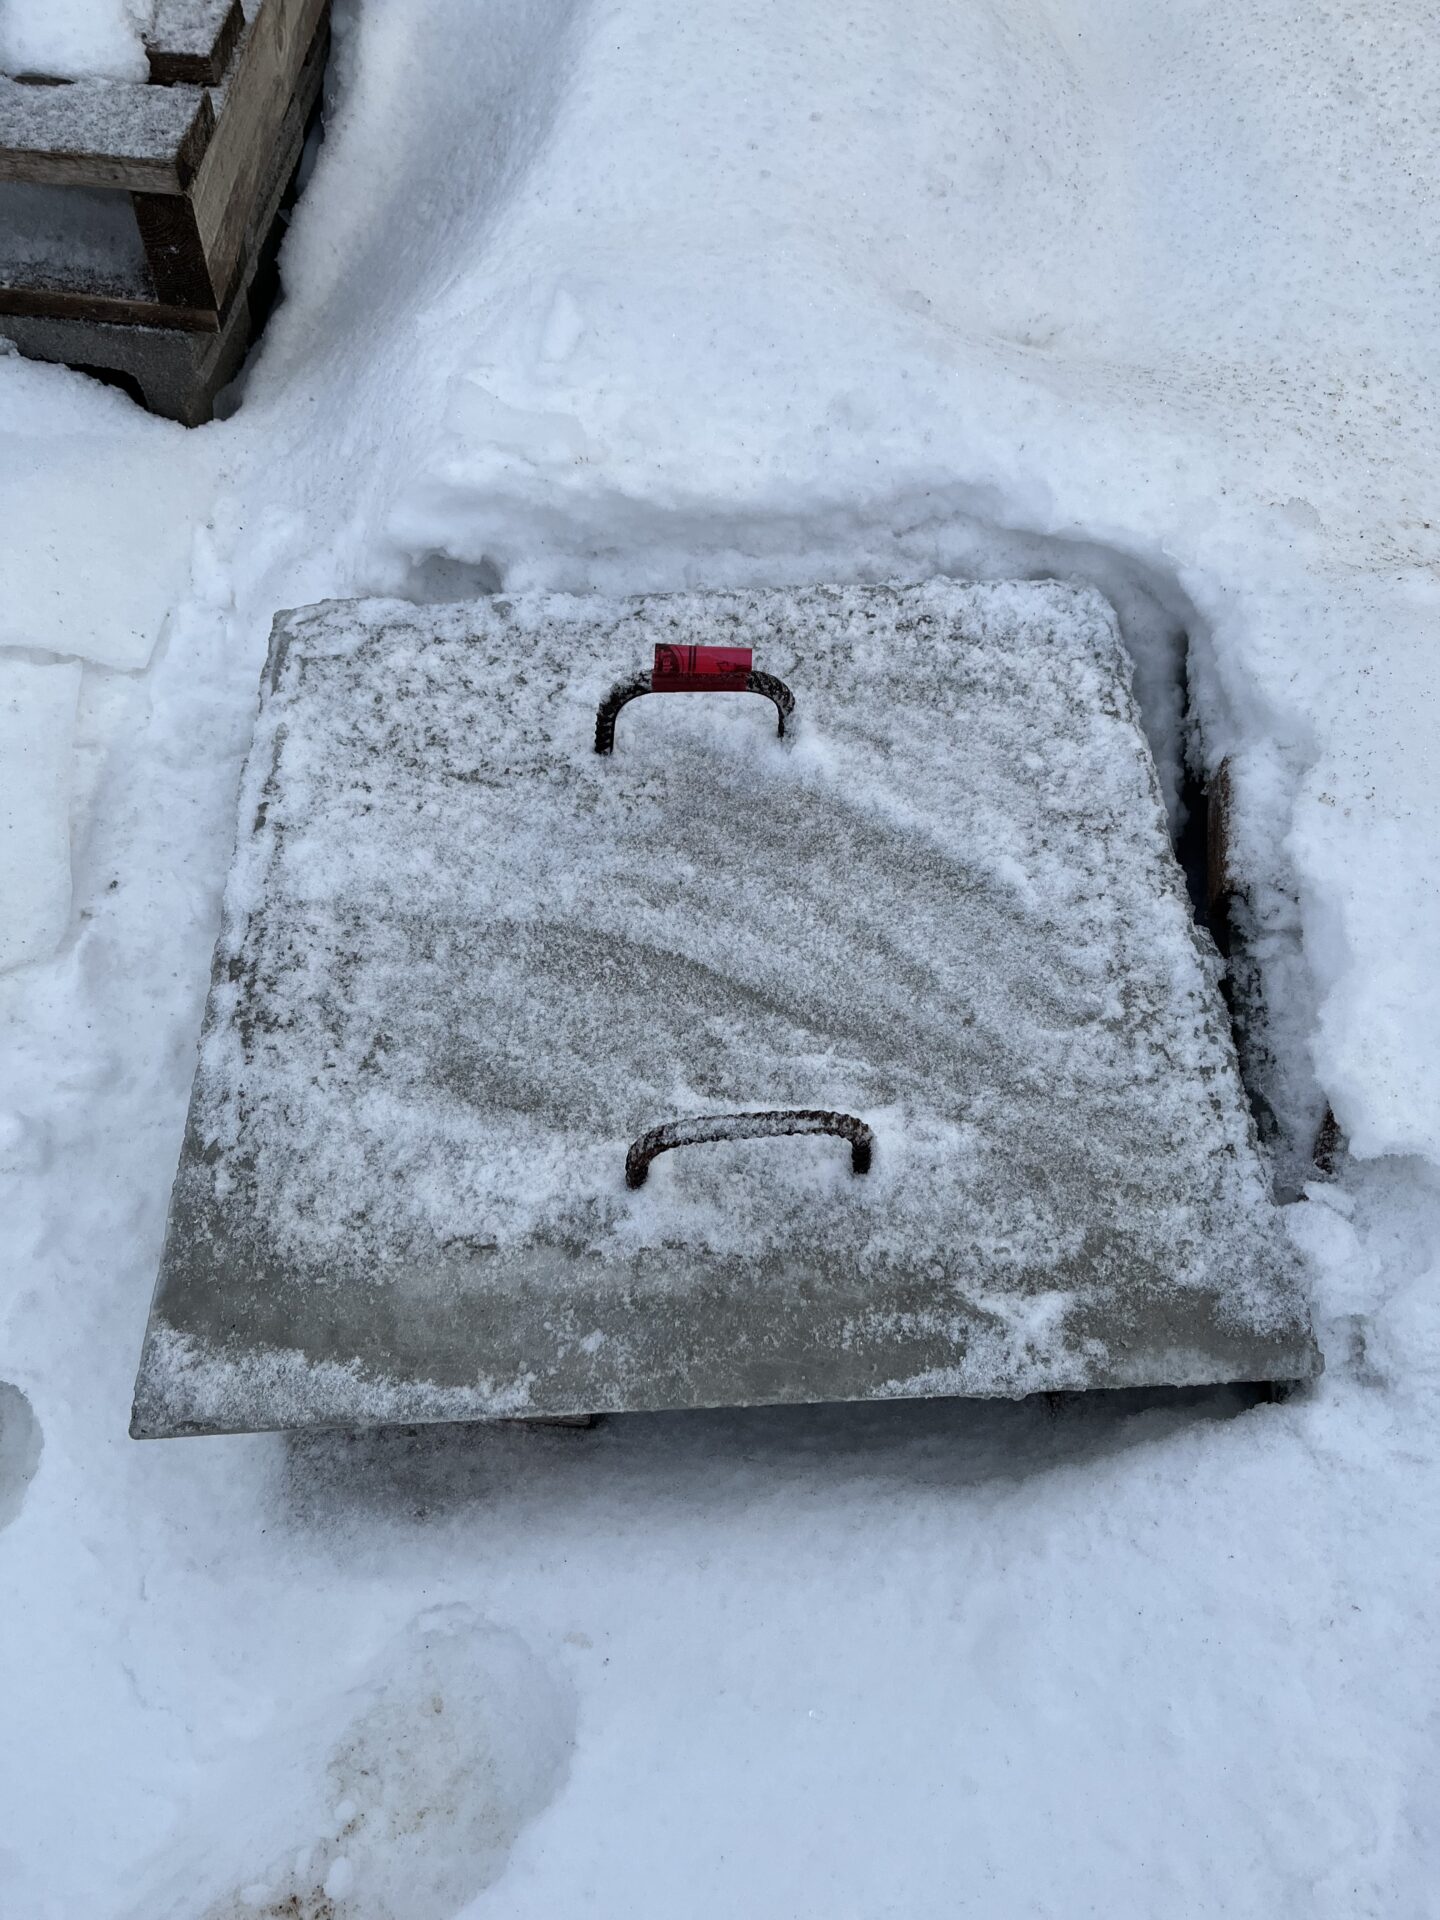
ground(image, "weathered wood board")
xmin=147 ymin=0 xmax=246 ymax=87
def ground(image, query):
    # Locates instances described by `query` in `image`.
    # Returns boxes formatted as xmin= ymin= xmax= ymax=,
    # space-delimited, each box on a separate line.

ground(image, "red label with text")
xmin=651 ymin=643 xmax=752 ymax=690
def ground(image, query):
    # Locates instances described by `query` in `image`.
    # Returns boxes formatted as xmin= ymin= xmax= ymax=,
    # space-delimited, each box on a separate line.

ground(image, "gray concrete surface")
xmin=131 ymin=582 xmax=1320 ymax=1436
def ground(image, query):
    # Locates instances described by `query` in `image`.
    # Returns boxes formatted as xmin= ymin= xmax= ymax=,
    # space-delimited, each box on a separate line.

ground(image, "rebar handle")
xmin=595 ymin=669 xmax=795 ymax=754
xmin=624 ymin=1109 xmax=874 ymax=1189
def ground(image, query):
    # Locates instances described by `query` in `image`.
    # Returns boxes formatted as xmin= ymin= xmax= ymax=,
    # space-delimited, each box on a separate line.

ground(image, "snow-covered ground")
xmin=3 ymin=1 xmax=1439 ymax=1913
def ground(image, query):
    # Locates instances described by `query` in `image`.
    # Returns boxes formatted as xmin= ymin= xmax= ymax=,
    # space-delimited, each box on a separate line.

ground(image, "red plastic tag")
xmin=651 ymin=643 xmax=752 ymax=691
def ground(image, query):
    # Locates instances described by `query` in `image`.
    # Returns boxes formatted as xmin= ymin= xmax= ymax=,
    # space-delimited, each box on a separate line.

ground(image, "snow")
xmin=0 ymin=67 xmax=208 ymax=170
xmin=0 ymin=360 xmax=209 ymax=669
xmin=0 ymin=0 xmax=154 ymax=82
xmin=122 ymin=1608 xmax=576 ymax=1918
xmin=0 ymin=652 xmax=80 ymax=968
xmin=2 ymin=0 xmax=1439 ymax=1913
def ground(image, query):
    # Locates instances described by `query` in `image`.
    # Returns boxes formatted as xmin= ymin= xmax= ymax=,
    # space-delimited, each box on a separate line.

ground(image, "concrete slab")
xmin=131 ymin=580 xmax=1319 ymax=1436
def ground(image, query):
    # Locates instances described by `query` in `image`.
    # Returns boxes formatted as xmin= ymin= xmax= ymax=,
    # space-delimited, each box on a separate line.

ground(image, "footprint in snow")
xmin=134 ymin=1609 xmax=574 ymax=1920
xmin=0 ymin=1382 xmax=42 ymax=1532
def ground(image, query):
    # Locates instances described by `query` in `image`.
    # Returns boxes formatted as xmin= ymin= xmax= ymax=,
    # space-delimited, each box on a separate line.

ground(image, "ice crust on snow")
xmin=134 ymin=580 xmax=1313 ymax=1431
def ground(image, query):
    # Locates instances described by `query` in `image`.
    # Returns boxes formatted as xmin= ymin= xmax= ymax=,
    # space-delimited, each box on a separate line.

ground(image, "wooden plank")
xmin=0 ymin=186 xmax=160 ymax=316
xmin=0 ymin=297 xmax=252 ymax=423
xmin=0 ymin=78 xmax=214 ymax=192
xmin=212 ymin=13 xmax=328 ymax=302
xmin=130 ymin=191 xmax=218 ymax=309
xmin=133 ymin=7 xmax=325 ymax=319
xmin=146 ymin=0 xmax=246 ymax=86
xmin=187 ymin=0 xmax=328 ymax=310
xmin=1206 ymin=756 xmax=1236 ymax=924
xmin=0 ymin=280 xmax=218 ymax=330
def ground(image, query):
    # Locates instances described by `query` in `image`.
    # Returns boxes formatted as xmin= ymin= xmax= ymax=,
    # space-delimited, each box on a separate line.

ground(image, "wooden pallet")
xmin=0 ymin=0 xmax=328 ymax=423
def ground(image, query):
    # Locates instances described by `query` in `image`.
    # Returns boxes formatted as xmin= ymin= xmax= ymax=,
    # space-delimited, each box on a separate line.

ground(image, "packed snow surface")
xmin=2 ymin=0 xmax=1439 ymax=1914
xmin=0 ymin=653 xmax=79 ymax=968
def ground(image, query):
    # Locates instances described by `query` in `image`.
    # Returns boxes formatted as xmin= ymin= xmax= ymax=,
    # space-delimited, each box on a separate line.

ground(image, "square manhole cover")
xmin=132 ymin=579 xmax=1318 ymax=1436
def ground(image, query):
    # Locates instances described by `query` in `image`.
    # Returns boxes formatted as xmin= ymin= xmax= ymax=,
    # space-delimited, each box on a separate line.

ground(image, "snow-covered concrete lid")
xmin=131 ymin=580 xmax=1318 ymax=1436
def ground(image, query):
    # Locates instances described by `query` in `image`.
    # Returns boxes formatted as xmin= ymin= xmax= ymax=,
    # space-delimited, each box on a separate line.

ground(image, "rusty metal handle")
xmin=595 ymin=670 xmax=795 ymax=754
xmin=624 ymin=1109 xmax=873 ymax=1189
